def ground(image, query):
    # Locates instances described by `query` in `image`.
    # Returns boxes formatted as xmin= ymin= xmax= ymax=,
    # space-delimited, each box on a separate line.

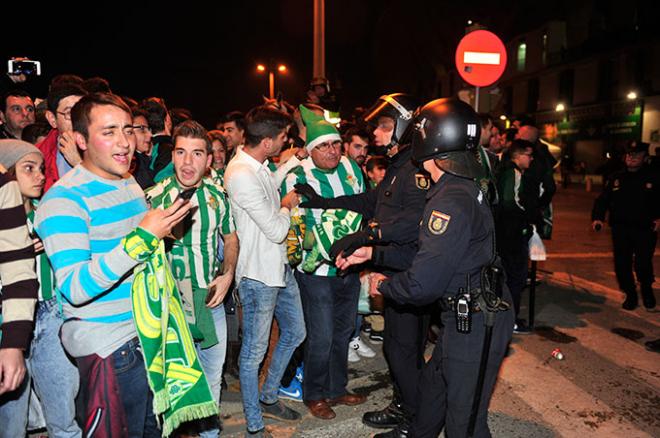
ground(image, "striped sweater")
xmin=34 ymin=165 xmax=150 ymax=358
xmin=0 ymin=174 xmax=38 ymax=349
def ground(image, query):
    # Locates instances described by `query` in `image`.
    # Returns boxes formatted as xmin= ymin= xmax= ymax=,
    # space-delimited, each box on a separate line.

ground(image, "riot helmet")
xmin=411 ymin=98 xmax=482 ymax=179
xmin=363 ymin=93 xmax=419 ymax=147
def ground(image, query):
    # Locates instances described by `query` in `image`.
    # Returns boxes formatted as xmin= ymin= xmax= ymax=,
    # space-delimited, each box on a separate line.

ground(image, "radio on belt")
xmin=455 ymin=287 xmax=472 ymax=334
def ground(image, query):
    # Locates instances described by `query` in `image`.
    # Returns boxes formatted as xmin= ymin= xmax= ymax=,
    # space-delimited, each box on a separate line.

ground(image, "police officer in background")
xmin=295 ymin=93 xmax=432 ymax=436
xmin=592 ymin=141 xmax=659 ymax=311
xmin=337 ymin=98 xmax=514 ymax=438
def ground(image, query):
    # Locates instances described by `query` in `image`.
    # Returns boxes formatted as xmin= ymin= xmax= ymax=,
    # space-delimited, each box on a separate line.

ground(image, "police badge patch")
xmin=415 ymin=173 xmax=430 ymax=190
xmin=428 ymin=210 xmax=451 ymax=235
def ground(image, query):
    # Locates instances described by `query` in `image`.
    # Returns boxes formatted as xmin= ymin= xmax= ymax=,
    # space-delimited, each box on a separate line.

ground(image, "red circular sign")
xmin=455 ymin=30 xmax=507 ymax=87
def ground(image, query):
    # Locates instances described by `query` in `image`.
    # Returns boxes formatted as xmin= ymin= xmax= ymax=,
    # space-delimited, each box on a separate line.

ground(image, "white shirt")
xmin=224 ymin=148 xmax=302 ymax=287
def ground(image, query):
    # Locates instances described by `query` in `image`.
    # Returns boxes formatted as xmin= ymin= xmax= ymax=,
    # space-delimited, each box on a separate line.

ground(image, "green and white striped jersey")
xmin=283 ymin=156 xmax=365 ymax=276
xmin=209 ymin=167 xmax=225 ymax=187
xmin=145 ymin=176 xmax=235 ymax=290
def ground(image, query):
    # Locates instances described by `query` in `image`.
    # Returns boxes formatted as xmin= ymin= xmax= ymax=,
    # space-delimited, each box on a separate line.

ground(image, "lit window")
xmin=517 ymin=42 xmax=527 ymax=71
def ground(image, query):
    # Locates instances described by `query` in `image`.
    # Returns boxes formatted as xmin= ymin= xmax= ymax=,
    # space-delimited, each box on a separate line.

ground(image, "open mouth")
xmin=113 ymin=152 xmax=130 ymax=165
xmin=180 ymin=168 xmax=196 ymax=179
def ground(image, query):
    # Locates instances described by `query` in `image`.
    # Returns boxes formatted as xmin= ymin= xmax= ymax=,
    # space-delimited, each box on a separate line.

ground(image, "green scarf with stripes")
xmin=302 ymin=209 xmax=363 ymax=272
xmin=131 ymin=240 xmax=217 ymax=436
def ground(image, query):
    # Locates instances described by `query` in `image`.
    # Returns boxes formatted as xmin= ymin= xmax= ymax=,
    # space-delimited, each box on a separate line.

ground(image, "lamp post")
xmin=257 ymin=63 xmax=287 ymax=99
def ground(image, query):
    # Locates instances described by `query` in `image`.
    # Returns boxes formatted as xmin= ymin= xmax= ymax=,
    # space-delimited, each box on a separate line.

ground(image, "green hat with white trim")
xmin=300 ymin=104 xmax=341 ymax=152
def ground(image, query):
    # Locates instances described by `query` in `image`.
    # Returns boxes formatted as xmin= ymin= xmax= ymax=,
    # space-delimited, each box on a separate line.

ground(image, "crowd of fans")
xmin=1 ymin=71 xmax=654 ymax=438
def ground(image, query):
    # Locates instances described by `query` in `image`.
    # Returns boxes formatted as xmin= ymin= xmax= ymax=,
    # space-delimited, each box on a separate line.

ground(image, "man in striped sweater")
xmin=283 ymin=105 xmax=367 ymax=419
xmin=34 ymin=93 xmax=191 ymax=436
xmin=0 ymin=171 xmax=38 ymax=397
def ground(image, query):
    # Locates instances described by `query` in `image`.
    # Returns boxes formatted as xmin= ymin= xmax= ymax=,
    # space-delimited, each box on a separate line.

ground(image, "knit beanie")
xmin=299 ymin=105 xmax=341 ymax=152
xmin=0 ymin=139 xmax=43 ymax=170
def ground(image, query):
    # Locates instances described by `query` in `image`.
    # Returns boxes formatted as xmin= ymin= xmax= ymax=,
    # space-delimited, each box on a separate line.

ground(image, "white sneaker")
xmin=350 ymin=336 xmax=376 ymax=358
xmin=348 ymin=344 xmax=361 ymax=362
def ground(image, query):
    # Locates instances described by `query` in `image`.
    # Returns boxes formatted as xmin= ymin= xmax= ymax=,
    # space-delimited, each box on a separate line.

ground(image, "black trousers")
xmin=383 ymin=301 xmax=431 ymax=415
xmin=611 ymin=225 xmax=657 ymax=294
xmin=410 ymin=307 xmax=514 ymax=438
xmin=499 ymin=240 xmax=529 ymax=318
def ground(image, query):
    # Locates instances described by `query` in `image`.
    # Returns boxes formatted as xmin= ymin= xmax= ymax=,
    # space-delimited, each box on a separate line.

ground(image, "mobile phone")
xmin=177 ymin=188 xmax=196 ymax=202
xmin=8 ymin=59 xmax=41 ymax=76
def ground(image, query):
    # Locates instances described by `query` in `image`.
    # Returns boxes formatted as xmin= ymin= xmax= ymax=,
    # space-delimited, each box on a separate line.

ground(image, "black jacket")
xmin=592 ymin=165 xmax=660 ymax=228
xmin=323 ymin=146 xmax=430 ymax=275
xmin=380 ymin=173 xmax=495 ymax=306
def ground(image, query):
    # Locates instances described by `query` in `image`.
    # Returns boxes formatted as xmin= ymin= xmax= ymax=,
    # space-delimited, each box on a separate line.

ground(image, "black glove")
xmin=329 ymin=231 xmax=372 ymax=260
xmin=295 ymin=183 xmax=330 ymax=209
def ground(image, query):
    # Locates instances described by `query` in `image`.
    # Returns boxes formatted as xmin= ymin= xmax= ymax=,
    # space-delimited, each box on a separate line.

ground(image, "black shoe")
xmin=260 ymin=400 xmax=301 ymax=422
xmin=622 ymin=294 xmax=638 ymax=311
xmin=645 ymin=339 xmax=660 ymax=353
xmin=374 ymin=419 xmax=411 ymax=438
xmin=641 ymin=285 xmax=656 ymax=311
xmin=369 ymin=330 xmax=384 ymax=343
xmin=362 ymin=401 xmax=406 ymax=429
xmin=513 ymin=319 xmax=532 ymax=334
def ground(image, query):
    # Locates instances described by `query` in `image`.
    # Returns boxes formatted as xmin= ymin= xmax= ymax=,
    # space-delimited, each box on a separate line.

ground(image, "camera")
xmin=8 ymin=58 xmax=41 ymax=76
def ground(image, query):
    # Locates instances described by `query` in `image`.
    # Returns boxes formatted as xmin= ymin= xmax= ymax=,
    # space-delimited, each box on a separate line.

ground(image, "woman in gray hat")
xmin=0 ymin=139 xmax=81 ymax=438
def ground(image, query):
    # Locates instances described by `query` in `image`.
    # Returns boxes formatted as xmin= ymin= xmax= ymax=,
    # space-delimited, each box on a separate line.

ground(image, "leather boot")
xmin=362 ymin=399 xmax=407 ymax=429
xmin=622 ymin=289 xmax=638 ymax=310
xmin=374 ymin=418 xmax=411 ymax=438
xmin=641 ymin=284 xmax=656 ymax=310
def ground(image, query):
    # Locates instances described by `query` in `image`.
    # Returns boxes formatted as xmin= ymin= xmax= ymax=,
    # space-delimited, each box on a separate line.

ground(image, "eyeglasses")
xmin=315 ymin=141 xmax=341 ymax=153
xmin=133 ymin=125 xmax=151 ymax=133
xmin=57 ymin=110 xmax=72 ymax=120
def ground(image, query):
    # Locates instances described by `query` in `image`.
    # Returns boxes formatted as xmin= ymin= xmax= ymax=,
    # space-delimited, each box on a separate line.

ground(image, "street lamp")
xmin=555 ymin=103 xmax=565 ymax=112
xmin=627 ymin=91 xmax=637 ymax=100
xmin=256 ymin=62 xmax=288 ymax=99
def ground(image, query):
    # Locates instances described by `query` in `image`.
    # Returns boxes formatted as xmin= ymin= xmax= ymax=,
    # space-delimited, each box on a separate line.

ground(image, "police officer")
xmin=337 ymin=98 xmax=514 ymax=438
xmin=295 ymin=93 xmax=431 ymax=435
xmin=592 ymin=141 xmax=659 ymax=311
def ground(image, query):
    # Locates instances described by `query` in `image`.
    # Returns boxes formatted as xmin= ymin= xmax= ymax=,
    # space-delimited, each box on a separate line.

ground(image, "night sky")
xmin=5 ymin=0 xmax=572 ymax=126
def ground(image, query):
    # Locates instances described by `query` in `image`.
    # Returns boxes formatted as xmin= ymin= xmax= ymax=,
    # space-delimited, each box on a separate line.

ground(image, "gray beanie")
xmin=0 ymin=139 xmax=43 ymax=170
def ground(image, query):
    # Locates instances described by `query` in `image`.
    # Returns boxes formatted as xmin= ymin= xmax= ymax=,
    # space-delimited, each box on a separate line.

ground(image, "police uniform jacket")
xmin=379 ymin=173 xmax=494 ymax=306
xmin=327 ymin=145 xmax=430 ymax=275
xmin=592 ymin=165 xmax=660 ymax=228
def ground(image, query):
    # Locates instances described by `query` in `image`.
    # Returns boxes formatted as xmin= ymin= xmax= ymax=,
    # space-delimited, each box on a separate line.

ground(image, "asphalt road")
xmin=218 ymin=184 xmax=660 ymax=437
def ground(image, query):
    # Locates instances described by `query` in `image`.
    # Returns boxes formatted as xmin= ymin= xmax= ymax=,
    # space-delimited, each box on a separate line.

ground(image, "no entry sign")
xmin=455 ymin=30 xmax=507 ymax=87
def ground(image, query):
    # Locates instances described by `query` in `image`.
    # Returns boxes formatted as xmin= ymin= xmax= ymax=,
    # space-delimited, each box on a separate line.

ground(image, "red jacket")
xmin=36 ymin=128 xmax=60 ymax=193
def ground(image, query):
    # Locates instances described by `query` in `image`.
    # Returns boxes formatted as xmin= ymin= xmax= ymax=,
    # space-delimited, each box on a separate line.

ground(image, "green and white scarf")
xmin=131 ymin=241 xmax=217 ymax=436
xmin=302 ymin=209 xmax=363 ymax=273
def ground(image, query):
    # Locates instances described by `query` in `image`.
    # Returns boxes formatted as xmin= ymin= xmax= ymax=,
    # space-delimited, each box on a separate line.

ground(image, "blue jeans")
xmin=238 ymin=267 xmax=306 ymax=432
xmin=0 ymin=298 xmax=81 ymax=438
xmin=113 ymin=338 xmax=160 ymax=438
xmin=196 ymin=304 xmax=227 ymax=438
xmin=296 ymin=271 xmax=359 ymax=401
xmin=353 ymin=314 xmax=363 ymax=339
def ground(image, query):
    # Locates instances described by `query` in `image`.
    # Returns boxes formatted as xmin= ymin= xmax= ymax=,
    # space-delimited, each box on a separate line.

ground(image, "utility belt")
xmin=439 ymin=288 xmax=510 ymax=313
xmin=441 ymin=264 xmax=511 ymax=334
xmin=439 ymin=291 xmax=482 ymax=313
